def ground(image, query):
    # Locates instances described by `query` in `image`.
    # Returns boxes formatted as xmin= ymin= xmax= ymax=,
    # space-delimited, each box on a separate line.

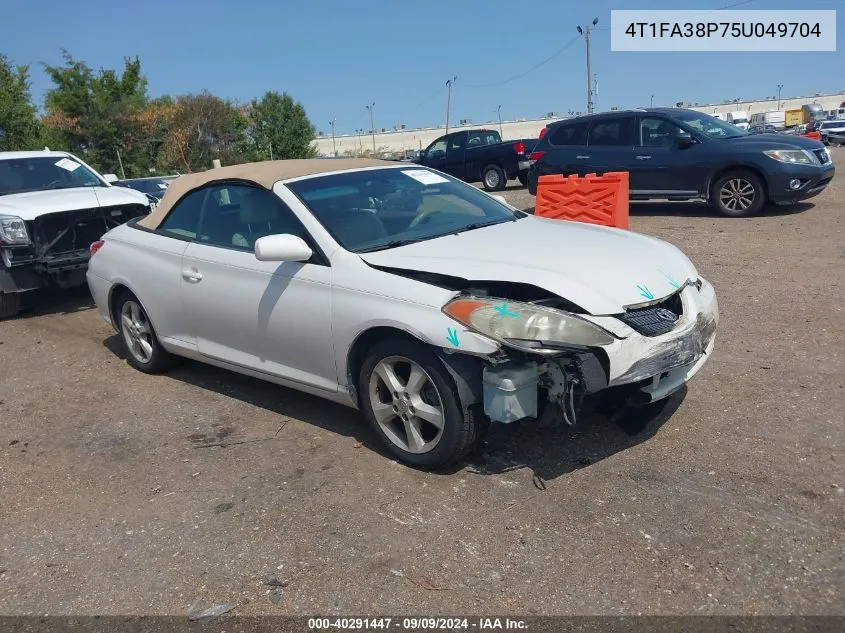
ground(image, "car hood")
xmin=0 ymin=186 xmax=149 ymax=221
xmin=359 ymin=216 xmax=699 ymax=315
xmin=720 ymin=133 xmax=825 ymax=150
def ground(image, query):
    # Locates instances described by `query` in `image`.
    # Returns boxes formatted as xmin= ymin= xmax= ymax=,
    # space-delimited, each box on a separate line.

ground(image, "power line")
xmin=463 ymin=35 xmax=581 ymax=89
xmin=593 ymin=0 xmax=759 ymax=32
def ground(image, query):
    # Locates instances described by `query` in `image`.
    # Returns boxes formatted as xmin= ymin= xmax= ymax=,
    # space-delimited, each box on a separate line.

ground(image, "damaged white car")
xmin=0 ymin=151 xmax=151 ymax=318
xmin=87 ymin=159 xmax=718 ymax=468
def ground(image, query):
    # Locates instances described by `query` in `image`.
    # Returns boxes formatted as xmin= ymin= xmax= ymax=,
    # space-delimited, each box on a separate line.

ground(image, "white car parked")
xmin=0 ymin=150 xmax=151 ymax=318
xmin=87 ymin=159 xmax=718 ymax=468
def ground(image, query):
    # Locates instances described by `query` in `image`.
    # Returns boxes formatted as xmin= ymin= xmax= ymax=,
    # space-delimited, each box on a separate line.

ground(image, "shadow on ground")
xmin=103 ymin=334 xmax=680 ymax=482
xmin=18 ymin=285 xmax=94 ymax=319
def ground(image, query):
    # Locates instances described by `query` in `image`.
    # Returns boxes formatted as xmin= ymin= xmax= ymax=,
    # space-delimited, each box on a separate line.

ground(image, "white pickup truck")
xmin=0 ymin=150 xmax=152 ymax=318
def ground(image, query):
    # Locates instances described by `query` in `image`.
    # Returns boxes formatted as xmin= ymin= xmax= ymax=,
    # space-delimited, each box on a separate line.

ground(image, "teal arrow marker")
xmin=659 ymin=270 xmax=681 ymax=290
xmin=636 ymin=284 xmax=654 ymax=300
xmin=494 ymin=302 xmax=519 ymax=318
xmin=446 ymin=327 xmax=460 ymax=347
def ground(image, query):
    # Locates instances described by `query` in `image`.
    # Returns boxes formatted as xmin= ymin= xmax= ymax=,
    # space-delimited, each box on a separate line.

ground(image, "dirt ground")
xmin=1 ymin=149 xmax=843 ymax=617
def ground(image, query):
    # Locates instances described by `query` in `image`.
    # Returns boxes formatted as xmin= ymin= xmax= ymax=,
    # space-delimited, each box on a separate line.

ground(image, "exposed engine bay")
xmin=1 ymin=204 xmax=149 ymax=291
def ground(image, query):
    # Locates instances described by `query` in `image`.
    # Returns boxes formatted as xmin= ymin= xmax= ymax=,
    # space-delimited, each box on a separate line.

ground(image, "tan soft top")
xmin=138 ymin=158 xmax=394 ymax=230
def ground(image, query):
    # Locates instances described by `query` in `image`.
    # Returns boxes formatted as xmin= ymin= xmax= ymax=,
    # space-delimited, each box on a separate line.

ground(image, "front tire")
xmin=0 ymin=292 xmax=21 ymax=319
xmin=116 ymin=291 xmax=172 ymax=374
xmin=711 ymin=170 xmax=765 ymax=217
xmin=358 ymin=337 xmax=483 ymax=469
xmin=482 ymin=164 xmax=506 ymax=191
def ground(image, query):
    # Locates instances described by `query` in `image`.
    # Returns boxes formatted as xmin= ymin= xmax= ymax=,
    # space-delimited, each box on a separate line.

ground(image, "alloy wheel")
xmin=719 ymin=178 xmax=755 ymax=212
xmin=120 ymin=300 xmax=154 ymax=364
xmin=368 ymin=356 xmax=445 ymax=454
xmin=485 ymin=169 xmax=500 ymax=190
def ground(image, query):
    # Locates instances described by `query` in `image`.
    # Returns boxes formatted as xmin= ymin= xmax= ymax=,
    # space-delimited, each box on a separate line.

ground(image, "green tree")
xmin=0 ymin=54 xmax=41 ymax=151
xmin=247 ymin=91 xmax=317 ymax=160
xmin=159 ymin=92 xmax=251 ymax=172
xmin=42 ymin=50 xmax=148 ymax=174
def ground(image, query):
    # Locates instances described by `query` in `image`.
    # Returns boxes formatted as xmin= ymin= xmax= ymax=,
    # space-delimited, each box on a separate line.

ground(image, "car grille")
xmin=619 ymin=292 xmax=683 ymax=336
xmin=813 ymin=148 xmax=831 ymax=165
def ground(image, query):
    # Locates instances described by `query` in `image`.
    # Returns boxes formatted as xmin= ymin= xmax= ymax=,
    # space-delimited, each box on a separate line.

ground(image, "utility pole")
xmin=329 ymin=118 xmax=337 ymax=156
xmin=445 ymin=76 xmax=457 ymax=134
xmin=577 ymin=19 xmax=598 ymax=114
xmin=777 ymin=84 xmax=783 ymax=110
xmin=115 ymin=148 xmax=126 ymax=179
xmin=497 ymin=105 xmax=503 ymax=136
xmin=650 ymin=95 xmax=654 ymax=108
xmin=365 ymin=103 xmax=376 ymax=154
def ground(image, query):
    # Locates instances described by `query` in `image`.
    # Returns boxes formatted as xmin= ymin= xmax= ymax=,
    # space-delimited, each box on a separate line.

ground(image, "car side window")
xmin=158 ymin=189 xmax=206 ymax=239
xmin=427 ymin=138 xmax=448 ymax=157
xmin=548 ymin=122 xmax=588 ymax=146
xmin=197 ymin=184 xmax=310 ymax=251
xmin=587 ymin=117 xmax=635 ymax=146
xmin=639 ymin=117 xmax=685 ymax=147
xmin=467 ymin=131 xmax=499 ymax=146
xmin=448 ymin=134 xmax=466 ymax=152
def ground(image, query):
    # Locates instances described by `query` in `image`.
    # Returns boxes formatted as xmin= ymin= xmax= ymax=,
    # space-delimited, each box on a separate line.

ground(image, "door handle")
xmin=182 ymin=269 xmax=203 ymax=283
xmin=575 ymin=155 xmax=590 ymax=159
xmin=635 ymin=155 xmax=652 ymax=160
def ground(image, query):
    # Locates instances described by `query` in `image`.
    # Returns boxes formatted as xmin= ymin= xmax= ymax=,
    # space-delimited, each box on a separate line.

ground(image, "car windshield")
xmin=0 ymin=156 xmax=104 ymax=196
xmin=287 ymin=167 xmax=523 ymax=253
xmin=671 ymin=111 xmax=748 ymax=139
xmin=118 ymin=179 xmax=169 ymax=195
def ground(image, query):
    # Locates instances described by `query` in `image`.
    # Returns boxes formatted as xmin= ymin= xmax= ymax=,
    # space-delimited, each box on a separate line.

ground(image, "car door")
xmin=583 ymin=115 xmax=637 ymax=177
xmin=444 ymin=132 xmax=467 ymax=179
xmin=535 ymin=120 xmax=590 ymax=179
xmin=422 ymin=135 xmax=449 ymax=173
xmin=463 ymin=130 xmax=502 ymax=182
xmin=629 ymin=116 xmax=705 ymax=196
xmin=180 ymin=183 xmax=336 ymax=392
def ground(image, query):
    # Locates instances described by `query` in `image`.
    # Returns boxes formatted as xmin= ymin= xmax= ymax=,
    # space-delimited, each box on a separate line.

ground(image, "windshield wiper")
xmin=452 ymin=218 xmax=513 ymax=235
xmin=357 ymin=237 xmax=429 ymax=253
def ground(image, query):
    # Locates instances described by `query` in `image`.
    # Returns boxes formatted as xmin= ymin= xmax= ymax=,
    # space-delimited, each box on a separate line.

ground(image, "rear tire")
xmin=115 ymin=291 xmax=172 ymax=374
xmin=517 ymin=173 xmax=528 ymax=187
xmin=0 ymin=292 xmax=21 ymax=319
xmin=358 ymin=337 xmax=483 ymax=469
xmin=482 ymin=164 xmax=506 ymax=191
xmin=710 ymin=170 xmax=765 ymax=217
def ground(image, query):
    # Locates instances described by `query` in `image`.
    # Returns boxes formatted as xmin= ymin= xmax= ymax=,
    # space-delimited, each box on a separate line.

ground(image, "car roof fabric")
xmin=137 ymin=158 xmax=392 ymax=230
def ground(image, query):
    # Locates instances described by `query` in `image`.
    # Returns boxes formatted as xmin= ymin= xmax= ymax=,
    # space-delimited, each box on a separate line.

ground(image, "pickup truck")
xmin=414 ymin=129 xmax=537 ymax=191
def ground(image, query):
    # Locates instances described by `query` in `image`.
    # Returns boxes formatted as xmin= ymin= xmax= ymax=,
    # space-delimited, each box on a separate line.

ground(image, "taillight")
xmin=529 ymin=151 xmax=545 ymax=162
xmin=89 ymin=240 xmax=104 ymax=257
xmin=538 ymin=127 xmax=548 ymax=139
xmin=512 ymin=141 xmax=525 ymax=155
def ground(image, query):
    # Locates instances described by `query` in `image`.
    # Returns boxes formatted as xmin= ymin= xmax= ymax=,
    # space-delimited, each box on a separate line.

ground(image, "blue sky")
xmin=3 ymin=0 xmax=842 ymax=135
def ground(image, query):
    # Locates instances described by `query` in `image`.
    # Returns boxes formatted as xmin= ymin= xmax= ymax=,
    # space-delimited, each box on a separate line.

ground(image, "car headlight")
xmin=443 ymin=297 xmax=615 ymax=351
xmin=764 ymin=149 xmax=814 ymax=165
xmin=0 ymin=215 xmax=30 ymax=245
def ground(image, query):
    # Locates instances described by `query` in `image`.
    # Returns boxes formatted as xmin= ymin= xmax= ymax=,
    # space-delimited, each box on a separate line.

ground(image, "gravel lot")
xmin=1 ymin=149 xmax=843 ymax=617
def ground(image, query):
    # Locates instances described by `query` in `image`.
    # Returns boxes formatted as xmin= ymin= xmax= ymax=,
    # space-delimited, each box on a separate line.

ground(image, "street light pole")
xmin=777 ymin=84 xmax=783 ymax=110
xmin=365 ymin=103 xmax=376 ymax=154
xmin=577 ymin=19 xmax=599 ymax=114
xmin=445 ymin=76 xmax=457 ymax=134
xmin=497 ymin=104 xmax=503 ymax=136
xmin=329 ymin=118 xmax=337 ymax=156
xmin=650 ymin=95 xmax=654 ymax=108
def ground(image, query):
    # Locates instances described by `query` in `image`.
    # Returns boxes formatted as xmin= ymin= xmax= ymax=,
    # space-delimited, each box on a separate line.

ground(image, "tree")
xmin=159 ymin=92 xmax=251 ymax=172
xmin=0 ymin=54 xmax=40 ymax=151
xmin=247 ymin=91 xmax=317 ymax=160
xmin=42 ymin=50 xmax=148 ymax=174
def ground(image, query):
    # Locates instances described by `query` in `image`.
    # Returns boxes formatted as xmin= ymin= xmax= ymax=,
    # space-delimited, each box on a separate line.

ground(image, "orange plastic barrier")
xmin=802 ymin=131 xmax=821 ymax=141
xmin=535 ymin=171 xmax=629 ymax=229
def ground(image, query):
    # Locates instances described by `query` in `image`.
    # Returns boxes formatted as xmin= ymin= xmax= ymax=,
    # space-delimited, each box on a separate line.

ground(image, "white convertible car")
xmin=87 ymin=159 xmax=718 ymax=468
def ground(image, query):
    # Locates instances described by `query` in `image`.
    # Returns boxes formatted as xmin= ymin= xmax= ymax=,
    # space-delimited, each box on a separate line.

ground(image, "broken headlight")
xmin=0 ymin=215 xmax=30 ymax=245
xmin=443 ymin=297 xmax=615 ymax=350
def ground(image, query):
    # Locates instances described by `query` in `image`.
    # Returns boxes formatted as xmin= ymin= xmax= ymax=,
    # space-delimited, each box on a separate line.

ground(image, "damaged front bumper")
xmin=479 ymin=279 xmax=718 ymax=422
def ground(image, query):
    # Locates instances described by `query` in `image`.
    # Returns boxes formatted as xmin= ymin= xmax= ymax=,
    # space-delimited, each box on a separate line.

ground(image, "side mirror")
xmin=254 ymin=234 xmax=313 ymax=262
xmin=676 ymin=132 xmax=696 ymax=147
xmin=102 ymin=173 xmax=119 ymax=183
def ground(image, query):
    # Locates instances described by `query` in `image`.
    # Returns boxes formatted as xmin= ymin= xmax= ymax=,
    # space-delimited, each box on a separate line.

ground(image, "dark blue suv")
xmin=527 ymin=108 xmax=835 ymax=217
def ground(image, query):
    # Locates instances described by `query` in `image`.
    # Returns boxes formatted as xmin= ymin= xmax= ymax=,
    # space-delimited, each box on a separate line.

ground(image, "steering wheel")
xmin=45 ymin=179 xmax=63 ymax=189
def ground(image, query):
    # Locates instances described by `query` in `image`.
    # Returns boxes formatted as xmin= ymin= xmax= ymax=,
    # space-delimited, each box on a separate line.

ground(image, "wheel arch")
xmin=706 ymin=163 xmax=770 ymax=203
xmin=107 ymin=281 xmax=153 ymax=331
